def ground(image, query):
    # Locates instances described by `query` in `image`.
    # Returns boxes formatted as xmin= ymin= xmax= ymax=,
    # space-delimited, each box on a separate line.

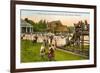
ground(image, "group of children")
xmin=40 ymin=44 xmax=56 ymax=61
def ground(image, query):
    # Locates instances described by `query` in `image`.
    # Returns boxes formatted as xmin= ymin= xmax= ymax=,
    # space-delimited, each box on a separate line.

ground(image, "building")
xmin=47 ymin=20 xmax=68 ymax=33
xmin=21 ymin=19 xmax=33 ymax=33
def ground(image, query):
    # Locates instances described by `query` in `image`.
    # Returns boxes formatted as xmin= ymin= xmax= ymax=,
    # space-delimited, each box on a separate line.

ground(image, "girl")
xmin=40 ymin=45 xmax=46 ymax=59
xmin=48 ymin=45 xmax=55 ymax=61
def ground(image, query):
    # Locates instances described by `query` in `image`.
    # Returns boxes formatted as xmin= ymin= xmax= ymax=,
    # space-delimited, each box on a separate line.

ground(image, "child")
xmin=40 ymin=45 xmax=46 ymax=59
xmin=48 ymin=45 xmax=55 ymax=61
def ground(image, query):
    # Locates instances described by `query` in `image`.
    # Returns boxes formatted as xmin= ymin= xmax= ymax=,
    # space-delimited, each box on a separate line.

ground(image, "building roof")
xmin=47 ymin=20 xmax=68 ymax=32
xmin=21 ymin=19 xmax=33 ymax=27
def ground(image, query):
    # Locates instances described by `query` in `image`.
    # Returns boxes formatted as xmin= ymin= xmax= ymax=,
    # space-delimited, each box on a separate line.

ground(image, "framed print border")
xmin=10 ymin=0 xmax=97 ymax=73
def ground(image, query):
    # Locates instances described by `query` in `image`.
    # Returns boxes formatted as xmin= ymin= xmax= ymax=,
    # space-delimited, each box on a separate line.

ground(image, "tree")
xmin=67 ymin=26 xmax=74 ymax=33
xmin=24 ymin=18 xmax=28 ymax=22
xmin=24 ymin=18 xmax=35 ymax=25
xmin=33 ymin=20 xmax=47 ymax=32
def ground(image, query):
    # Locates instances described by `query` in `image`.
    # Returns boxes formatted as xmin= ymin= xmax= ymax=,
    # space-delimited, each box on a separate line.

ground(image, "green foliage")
xmin=24 ymin=18 xmax=35 ymax=25
xmin=24 ymin=18 xmax=47 ymax=32
xmin=33 ymin=20 xmax=47 ymax=32
xmin=67 ymin=26 xmax=74 ymax=33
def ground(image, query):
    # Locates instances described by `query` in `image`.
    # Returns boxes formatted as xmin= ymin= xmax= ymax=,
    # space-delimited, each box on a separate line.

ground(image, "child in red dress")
xmin=48 ymin=46 xmax=55 ymax=61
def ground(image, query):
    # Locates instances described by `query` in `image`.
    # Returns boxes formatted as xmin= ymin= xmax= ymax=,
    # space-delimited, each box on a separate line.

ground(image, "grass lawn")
xmin=21 ymin=40 xmax=87 ymax=63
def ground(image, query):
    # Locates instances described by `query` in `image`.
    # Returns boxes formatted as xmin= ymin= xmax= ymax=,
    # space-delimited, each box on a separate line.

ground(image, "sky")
xmin=21 ymin=9 xmax=90 ymax=26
